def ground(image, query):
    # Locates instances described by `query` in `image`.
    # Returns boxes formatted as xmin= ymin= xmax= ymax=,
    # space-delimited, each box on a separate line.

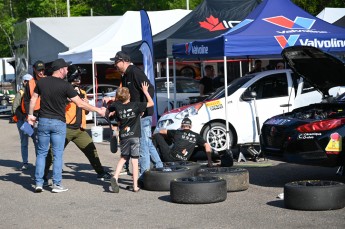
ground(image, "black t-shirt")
xmin=109 ymin=101 xmax=147 ymax=140
xmin=167 ymin=129 xmax=206 ymax=161
xmin=200 ymin=76 xmax=214 ymax=94
xmin=121 ymin=65 xmax=154 ymax=117
xmin=34 ymin=76 xmax=78 ymax=122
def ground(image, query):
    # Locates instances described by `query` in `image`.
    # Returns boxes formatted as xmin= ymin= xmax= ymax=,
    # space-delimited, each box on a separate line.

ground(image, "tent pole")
xmin=239 ymin=60 xmax=242 ymax=77
xmin=173 ymin=58 xmax=177 ymax=109
xmin=224 ymin=56 xmax=229 ymax=150
xmin=166 ymin=57 xmax=170 ymax=111
xmin=92 ymin=61 xmax=97 ymax=125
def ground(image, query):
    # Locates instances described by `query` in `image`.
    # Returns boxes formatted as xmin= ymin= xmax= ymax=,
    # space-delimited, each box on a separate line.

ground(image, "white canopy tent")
xmin=58 ymin=10 xmax=191 ymax=64
xmin=317 ymin=7 xmax=345 ymax=24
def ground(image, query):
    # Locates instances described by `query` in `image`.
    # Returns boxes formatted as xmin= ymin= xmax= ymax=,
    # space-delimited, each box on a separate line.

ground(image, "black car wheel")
xmin=197 ymin=167 xmax=249 ymax=192
xmin=170 ymin=176 xmax=227 ymax=204
xmin=143 ymin=167 xmax=194 ymax=191
xmin=202 ymin=122 xmax=233 ymax=152
xmin=284 ymin=180 xmax=345 ymax=211
xmin=180 ymin=67 xmax=195 ymax=78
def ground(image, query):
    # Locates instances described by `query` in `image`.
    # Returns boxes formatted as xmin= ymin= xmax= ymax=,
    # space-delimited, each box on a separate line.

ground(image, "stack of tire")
xmin=143 ymin=161 xmax=250 ymax=204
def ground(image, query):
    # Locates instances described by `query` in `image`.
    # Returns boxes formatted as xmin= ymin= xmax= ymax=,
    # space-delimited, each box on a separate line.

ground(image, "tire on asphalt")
xmin=163 ymin=161 xmax=202 ymax=175
xmin=284 ymin=180 xmax=345 ymax=211
xmin=196 ymin=167 xmax=249 ymax=192
xmin=143 ymin=167 xmax=194 ymax=191
xmin=170 ymin=176 xmax=227 ymax=204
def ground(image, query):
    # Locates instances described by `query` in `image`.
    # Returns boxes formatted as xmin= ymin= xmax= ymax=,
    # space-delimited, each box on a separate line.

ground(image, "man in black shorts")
xmin=153 ymin=117 xmax=213 ymax=167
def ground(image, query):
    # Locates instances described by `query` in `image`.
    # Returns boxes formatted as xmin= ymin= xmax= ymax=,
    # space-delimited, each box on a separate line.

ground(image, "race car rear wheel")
xmin=284 ymin=180 xmax=345 ymax=210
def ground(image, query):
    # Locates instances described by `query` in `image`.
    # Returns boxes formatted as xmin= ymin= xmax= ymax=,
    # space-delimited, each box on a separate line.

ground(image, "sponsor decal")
xmin=206 ymin=100 xmax=223 ymax=111
xmin=325 ymin=132 xmax=342 ymax=155
xmin=185 ymin=42 xmax=209 ymax=55
xmin=199 ymin=15 xmax=240 ymax=31
xmin=263 ymin=16 xmax=345 ymax=49
xmin=297 ymin=133 xmax=321 ymax=140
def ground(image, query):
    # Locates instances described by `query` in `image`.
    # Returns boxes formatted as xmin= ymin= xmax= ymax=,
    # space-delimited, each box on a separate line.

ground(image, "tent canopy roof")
xmin=316 ymin=7 xmax=345 ymax=24
xmin=58 ymin=10 xmax=191 ymax=64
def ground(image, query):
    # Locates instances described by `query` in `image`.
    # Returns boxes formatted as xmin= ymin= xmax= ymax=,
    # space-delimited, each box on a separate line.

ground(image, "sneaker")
xmin=119 ymin=168 xmax=130 ymax=176
xmin=52 ymin=184 xmax=68 ymax=193
xmin=97 ymin=172 xmax=112 ymax=181
xmin=35 ymin=185 xmax=43 ymax=193
xmin=21 ymin=163 xmax=29 ymax=170
xmin=110 ymin=177 xmax=119 ymax=193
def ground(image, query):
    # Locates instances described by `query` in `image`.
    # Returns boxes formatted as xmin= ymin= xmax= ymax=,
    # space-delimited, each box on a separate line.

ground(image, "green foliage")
xmin=0 ymin=0 xmax=344 ymax=57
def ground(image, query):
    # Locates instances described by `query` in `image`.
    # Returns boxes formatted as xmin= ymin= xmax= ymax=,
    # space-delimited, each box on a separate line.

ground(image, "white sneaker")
xmin=35 ymin=185 xmax=43 ymax=193
xmin=52 ymin=184 xmax=68 ymax=193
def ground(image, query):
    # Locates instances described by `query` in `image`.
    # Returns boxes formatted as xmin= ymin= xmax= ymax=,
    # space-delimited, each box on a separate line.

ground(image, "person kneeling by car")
xmin=152 ymin=117 xmax=213 ymax=167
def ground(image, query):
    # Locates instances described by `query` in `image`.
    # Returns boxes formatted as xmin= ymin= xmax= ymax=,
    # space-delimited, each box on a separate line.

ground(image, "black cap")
xmin=33 ymin=60 xmax=45 ymax=71
xmin=110 ymin=51 xmax=131 ymax=62
xmin=51 ymin=58 xmax=71 ymax=71
xmin=181 ymin=117 xmax=192 ymax=126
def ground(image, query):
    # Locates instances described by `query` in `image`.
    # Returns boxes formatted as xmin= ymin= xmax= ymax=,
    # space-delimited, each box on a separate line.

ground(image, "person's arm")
xmin=141 ymin=82 xmax=154 ymax=108
xmin=70 ymin=96 xmax=106 ymax=117
xmin=27 ymin=92 xmax=39 ymax=125
xmin=204 ymin=142 xmax=213 ymax=167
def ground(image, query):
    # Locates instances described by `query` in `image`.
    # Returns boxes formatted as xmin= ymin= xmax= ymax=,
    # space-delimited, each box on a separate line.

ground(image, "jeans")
xmin=139 ymin=116 xmax=163 ymax=178
xmin=16 ymin=119 xmax=38 ymax=164
xmin=35 ymin=118 xmax=66 ymax=186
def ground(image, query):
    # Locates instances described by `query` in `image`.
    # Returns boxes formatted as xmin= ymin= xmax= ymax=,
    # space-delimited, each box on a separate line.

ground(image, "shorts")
xmin=120 ymin=137 xmax=140 ymax=158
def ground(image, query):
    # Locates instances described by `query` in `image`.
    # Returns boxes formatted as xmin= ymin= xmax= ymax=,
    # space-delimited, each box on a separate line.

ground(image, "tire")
xmin=143 ymin=167 xmax=194 ymax=191
xmin=202 ymin=122 xmax=233 ymax=152
xmin=170 ymin=176 xmax=227 ymax=204
xmin=196 ymin=167 xmax=249 ymax=192
xmin=284 ymin=180 xmax=345 ymax=211
xmin=180 ymin=67 xmax=195 ymax=78
xmin=1 ymin=99 xmax=8 ymax=106
xmin=163 ymin=161 xmax=202 ymax=175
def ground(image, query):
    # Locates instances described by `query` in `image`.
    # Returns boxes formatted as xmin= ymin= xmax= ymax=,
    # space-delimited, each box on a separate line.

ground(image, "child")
xmin=108 ymin=82 xmax=153 ymax=193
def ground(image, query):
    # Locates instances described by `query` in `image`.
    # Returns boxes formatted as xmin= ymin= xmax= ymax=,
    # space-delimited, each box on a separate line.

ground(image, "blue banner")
xmin=140 ymin=10 xmax=158 ymax=125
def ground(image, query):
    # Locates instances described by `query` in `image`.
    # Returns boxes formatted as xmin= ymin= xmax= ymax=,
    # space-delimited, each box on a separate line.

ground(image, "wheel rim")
xmin=206 ymin=125 xmax=228 ymax=151
xmin=1 ymin=99 xmax=8 ymax=106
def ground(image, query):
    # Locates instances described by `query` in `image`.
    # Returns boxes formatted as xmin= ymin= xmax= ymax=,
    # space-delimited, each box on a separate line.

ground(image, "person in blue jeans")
xmin=28 ymin=58 xmax=106 ymax=193
xmin=107 ymin=51 xmax=163 ymax=183
xmin=12 ymin=74 xmax=37 ymax=170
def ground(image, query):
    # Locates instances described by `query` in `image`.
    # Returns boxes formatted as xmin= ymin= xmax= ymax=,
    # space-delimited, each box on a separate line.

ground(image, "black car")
xmin=260 ymin=46 xmax=345 ymax=168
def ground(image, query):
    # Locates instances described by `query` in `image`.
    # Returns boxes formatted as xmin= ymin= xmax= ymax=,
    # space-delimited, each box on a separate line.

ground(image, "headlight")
xmin=175 ymin=106 xmax=198 ymax=119
xmin=157 ymin=119 xmax=174 ymax=128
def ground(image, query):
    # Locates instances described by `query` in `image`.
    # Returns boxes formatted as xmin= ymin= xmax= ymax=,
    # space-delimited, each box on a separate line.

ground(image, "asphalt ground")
xmin=0 ymin=114 xmax=344 ymax=228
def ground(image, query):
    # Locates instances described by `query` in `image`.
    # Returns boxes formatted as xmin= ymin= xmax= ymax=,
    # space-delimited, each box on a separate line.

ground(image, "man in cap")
xmin=27 ymin=58 xmax=106 ymax=193
xmin=107 ymin=51 xmax=163 ymax=182
xmin=152 ymin=117 xmax=213 ymax=167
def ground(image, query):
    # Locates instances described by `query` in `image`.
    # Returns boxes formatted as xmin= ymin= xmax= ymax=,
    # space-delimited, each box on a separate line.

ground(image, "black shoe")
xmin=97 ymin=172 xmax=112 ymax=181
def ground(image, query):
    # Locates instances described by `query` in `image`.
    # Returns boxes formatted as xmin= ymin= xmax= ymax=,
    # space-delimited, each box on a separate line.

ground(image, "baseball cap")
xmin=181 ymin=117 xmax=192 ymax=126
xmin=110 ymin=51 xmax=131 ymax=62
xmin=22 ymin=74 xmax=33 ymax=81
xmin=33 ymin=60 xmax=45 ymax=71
xmin=51 ymin=58 xmax=71 ymax=71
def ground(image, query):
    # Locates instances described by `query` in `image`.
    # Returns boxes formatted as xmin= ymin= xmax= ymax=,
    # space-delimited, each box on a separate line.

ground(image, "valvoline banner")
xmin=173 ymin=0 xmax=345 ymax=59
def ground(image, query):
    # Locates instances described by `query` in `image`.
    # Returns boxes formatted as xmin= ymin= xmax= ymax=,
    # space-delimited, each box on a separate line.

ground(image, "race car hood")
xmin=281 ymin=46 xmax=345 ymax=96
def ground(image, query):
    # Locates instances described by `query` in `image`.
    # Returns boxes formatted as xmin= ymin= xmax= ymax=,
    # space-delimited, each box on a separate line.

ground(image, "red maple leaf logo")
xmin=199 ymin=15 xmax=226 ymax=31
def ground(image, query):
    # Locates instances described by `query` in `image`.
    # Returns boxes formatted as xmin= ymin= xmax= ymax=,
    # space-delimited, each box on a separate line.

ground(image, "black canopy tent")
xmin=334 ymin=15 xmax=345 ymax=28
xmin=122 ymin=0 xmax=261 ymax=62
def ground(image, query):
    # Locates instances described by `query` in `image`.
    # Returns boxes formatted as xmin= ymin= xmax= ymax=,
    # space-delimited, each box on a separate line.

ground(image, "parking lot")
xmin=0 ymin=115 xmax=344 ymax=228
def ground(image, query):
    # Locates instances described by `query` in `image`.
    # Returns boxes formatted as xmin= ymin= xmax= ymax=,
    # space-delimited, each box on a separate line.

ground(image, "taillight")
xmin=296 ymin=118 xmax=345 ymax=133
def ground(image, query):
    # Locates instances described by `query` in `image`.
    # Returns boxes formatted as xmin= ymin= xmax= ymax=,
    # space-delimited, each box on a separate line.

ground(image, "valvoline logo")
xmin=199 ymin=15 xmax=240 ymax=32
xmin=185 ymin=42 xmax=209 ymax=55
xmin=263 ymin=16 xmax=316 ymax=48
